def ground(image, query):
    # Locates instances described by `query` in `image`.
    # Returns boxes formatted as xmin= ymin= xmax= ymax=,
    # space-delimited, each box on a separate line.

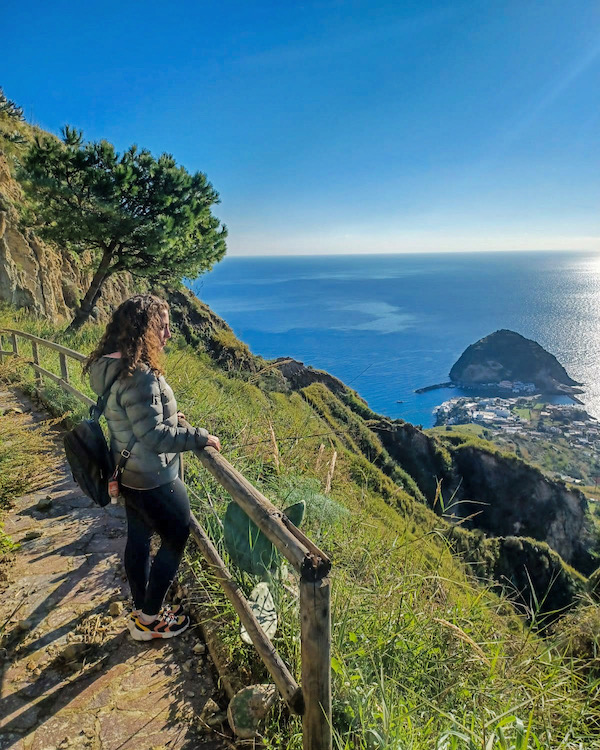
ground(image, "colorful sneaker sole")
xmin=128 ymin=615 xmax=190 ymax=641
xmin=128 ymin=603 xmax=185 ymax=621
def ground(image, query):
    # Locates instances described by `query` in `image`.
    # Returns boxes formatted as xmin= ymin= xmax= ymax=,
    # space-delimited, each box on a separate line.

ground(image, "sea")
xmin=188 ymin=251 xmax=600 ymax=428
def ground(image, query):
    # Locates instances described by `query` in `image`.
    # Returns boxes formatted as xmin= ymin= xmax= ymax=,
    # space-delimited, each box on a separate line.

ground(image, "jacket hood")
xmin=88 ymin=357 xmax=125 ymax=397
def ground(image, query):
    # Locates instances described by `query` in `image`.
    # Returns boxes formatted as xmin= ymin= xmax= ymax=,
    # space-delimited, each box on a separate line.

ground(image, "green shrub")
xmin=552 ymin=602 xmax=600 ymax=674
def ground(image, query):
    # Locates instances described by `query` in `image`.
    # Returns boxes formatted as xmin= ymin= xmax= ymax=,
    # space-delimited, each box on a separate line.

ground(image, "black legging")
xmin=121 ymin=478 xmax=191 ymax=615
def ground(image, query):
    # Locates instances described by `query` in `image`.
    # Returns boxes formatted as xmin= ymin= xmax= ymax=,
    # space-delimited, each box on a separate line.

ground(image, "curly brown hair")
xmin=84 ymin=294 xmax=169 ymax=377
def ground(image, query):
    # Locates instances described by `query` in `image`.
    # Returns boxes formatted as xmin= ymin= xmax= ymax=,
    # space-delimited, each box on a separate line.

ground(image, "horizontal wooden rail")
xmin=29 ymin=362 xmax=95 ymax=407
xmin=191 ymin=440 xmax=331 ymax=582
xmin=0 ymin=328 xmax=93 ymax=408
xmin=0 ymin=328 xmax=87 ymax=361
xmin=188 ymin=513 xmax=304 ymax=714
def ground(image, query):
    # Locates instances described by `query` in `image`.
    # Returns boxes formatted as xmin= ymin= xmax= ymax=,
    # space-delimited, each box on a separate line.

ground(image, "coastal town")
xmin=433 ymin=382 xmax=600 ymax=489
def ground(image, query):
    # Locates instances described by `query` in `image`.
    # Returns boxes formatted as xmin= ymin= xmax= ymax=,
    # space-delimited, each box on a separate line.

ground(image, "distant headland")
xmin=416 ymin=329 xmax=584 ymax=400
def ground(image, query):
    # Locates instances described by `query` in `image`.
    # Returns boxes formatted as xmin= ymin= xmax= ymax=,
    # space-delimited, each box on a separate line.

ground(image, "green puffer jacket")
xmin=89 ymin=357 xmax=209 ymax=490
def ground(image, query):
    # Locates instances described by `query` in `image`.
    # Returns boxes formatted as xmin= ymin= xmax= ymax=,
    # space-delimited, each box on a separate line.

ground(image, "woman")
xmin=85 ymin=294 xmax=220 ymax=640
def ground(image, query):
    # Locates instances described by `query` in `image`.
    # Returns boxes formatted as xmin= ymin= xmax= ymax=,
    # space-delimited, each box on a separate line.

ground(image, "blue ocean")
xmin=189 ymin=251 xmax=600 ymax=428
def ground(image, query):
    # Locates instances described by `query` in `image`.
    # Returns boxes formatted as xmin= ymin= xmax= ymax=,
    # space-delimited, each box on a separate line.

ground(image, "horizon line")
xmin=222 ymin=247 xmax=600 ymax=259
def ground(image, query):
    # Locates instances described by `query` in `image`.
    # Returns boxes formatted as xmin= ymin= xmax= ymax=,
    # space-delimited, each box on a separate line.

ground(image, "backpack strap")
xmin=90 ymin=370 xmax=122 ymax=421
xmin=92 ymin=368 xmax=138 ymax=477
xmin=115 ymin=434 xmax=137 ymax=474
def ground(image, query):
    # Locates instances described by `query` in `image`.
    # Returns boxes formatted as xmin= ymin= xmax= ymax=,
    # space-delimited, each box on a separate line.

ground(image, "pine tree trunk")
xmin=67 ymin=248 xmax=114 ymax=332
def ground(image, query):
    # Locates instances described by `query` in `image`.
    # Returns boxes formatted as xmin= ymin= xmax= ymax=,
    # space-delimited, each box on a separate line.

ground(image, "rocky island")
xmin=417 ymin=329 xmax=583 ymax=399
xmin=450 ymin=329 xmax=582 ymax=395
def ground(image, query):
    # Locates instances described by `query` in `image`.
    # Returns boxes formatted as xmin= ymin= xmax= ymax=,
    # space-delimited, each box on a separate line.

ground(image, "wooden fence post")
xmin=315 ymin=443 xmax=325 ymax=472
xmin=31 ymin=340 xmax=43 ymax=387
xmin=269 ymin=420 xmax=280 ymax=473
xmin=0 ymin=334 xmax=3 ymax=364
xmin=301 ymin=576 xmax=332 ymax=750
xmin=59 ymin=353 xmax=69 ymax=383
xmin=324 ymin=451 xmax=337 ymax=494
xmin=10 ymin=332 xmax=18 ymax=357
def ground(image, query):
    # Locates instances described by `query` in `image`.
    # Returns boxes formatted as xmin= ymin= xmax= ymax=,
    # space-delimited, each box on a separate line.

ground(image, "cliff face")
xmin=0 ymin=214 xmax=66 ymax=318
xmin=447 ymin=528 xmax=586 ymax=619
xmin=370 ymin=418 xmax=455 ymax=501
xmin=0 ymin=154 xmax=66 ymax=318
xmin=367 ymin=417 xmax=597 ymax=575
xmin=453 ymin=446 xmax=596 ymax=574
xmin=449 ymin=329 xmax=580 ymax=391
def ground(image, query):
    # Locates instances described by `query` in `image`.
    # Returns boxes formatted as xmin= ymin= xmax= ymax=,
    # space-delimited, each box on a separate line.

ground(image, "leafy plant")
xmin=223 ymin=499 xmax=305 ymax=578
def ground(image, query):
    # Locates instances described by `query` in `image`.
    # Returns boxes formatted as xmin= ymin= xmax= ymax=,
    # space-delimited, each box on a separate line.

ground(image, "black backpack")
xmin=64 ymin=374 xmax=134 ymax=507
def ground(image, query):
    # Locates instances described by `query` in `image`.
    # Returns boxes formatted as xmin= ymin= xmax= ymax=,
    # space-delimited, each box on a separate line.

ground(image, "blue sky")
xmin=3 ymin=0 xmax=600 ymax=255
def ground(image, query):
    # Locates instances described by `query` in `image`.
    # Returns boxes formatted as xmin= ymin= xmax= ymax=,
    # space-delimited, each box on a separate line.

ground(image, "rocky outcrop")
xmin=370 ymin=417 xmax=455 ymax=502
xmin=166 ymin=285 xmax=258 ymax=372
xmin=367 ymin=418 xmax=598 ymax=575
xmin=1 ymin=218 xmax=70 ymax=318
xmin=450 ymin=329 xmax=581 ymax=393
xmin=447 ymin=528 xmax=586 ymax=621
xmin=273 ymin=357 xmax=356 ymax=399
xmin=0 ymin=216 xmax=136 ymax=323
xmin=453 ymin=446 xmax=597 ymax=574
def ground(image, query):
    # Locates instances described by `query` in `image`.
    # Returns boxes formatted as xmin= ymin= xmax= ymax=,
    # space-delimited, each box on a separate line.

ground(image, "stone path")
xmin=0 ymin=389 xmax=233 ymax=750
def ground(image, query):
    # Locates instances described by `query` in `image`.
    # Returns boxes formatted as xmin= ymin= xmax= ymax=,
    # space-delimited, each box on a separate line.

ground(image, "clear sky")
xmin=3 ymin=0 xmax=600 ymax=255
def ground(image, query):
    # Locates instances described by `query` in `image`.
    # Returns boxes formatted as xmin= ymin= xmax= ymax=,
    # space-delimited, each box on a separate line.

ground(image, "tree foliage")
xmin=0 ymin=89 xmax=24 ymax=121
xmin=20 ymin=126 xmax=227 ymax=328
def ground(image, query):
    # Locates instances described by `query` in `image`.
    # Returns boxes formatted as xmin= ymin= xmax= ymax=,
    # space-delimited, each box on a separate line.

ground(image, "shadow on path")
xmin=0 ymin=388 xmax=233 ymax=749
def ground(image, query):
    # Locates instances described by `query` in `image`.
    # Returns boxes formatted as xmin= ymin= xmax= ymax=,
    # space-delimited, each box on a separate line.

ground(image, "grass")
xmin=1 ymin=306 xmax=600 ymax=748
xmin=0 ymin=369 xmax=59 ymax=552
xmin=427 ymin=424 xmax=488 ymax=438
xmin=514 ymin=407 xmax=532 ymax=421
xmin=0 ymin=409 xmax=56 ymax=509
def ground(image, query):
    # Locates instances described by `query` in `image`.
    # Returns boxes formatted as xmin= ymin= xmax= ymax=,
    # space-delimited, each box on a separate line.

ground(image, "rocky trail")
xmin=0 ymin=388 xmax=233 ymax=750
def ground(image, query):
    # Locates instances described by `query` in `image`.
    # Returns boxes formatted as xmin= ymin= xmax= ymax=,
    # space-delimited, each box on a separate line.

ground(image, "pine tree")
xmin=21 ymin=126 xmax=227 ymax=330
xmin=0 ymin=89 xmax=24 ymax=120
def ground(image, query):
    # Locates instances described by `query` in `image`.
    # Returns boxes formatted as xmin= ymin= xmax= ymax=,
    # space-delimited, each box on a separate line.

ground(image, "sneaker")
xmin=162 ymin=602 xmax=185 ymax=618
xmin=128 ymin=612 xmax=190 ymax=641
xmin=128 ymin=603 xmax=185 ymax=622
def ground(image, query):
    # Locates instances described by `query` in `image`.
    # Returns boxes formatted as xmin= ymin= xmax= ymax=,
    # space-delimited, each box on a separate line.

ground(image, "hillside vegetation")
xmin=1 ymin=94 xmax=600 ymax=748
xmin=1 ymin=304 xmax=600 ymax=749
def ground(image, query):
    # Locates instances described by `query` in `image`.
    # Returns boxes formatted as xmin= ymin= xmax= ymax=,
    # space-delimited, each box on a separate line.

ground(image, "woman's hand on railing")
xmin=177 ymin=414 xmax=220 ymax=451
xmin=205 ymin=434 xmax=221 ymax=452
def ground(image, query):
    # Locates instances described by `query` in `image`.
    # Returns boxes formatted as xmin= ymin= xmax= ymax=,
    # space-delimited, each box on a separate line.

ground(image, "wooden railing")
xmin=0 ymin=328 xmax=332 ymax=750
xmin=0 ymin=328 xmax=94 ymax=407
